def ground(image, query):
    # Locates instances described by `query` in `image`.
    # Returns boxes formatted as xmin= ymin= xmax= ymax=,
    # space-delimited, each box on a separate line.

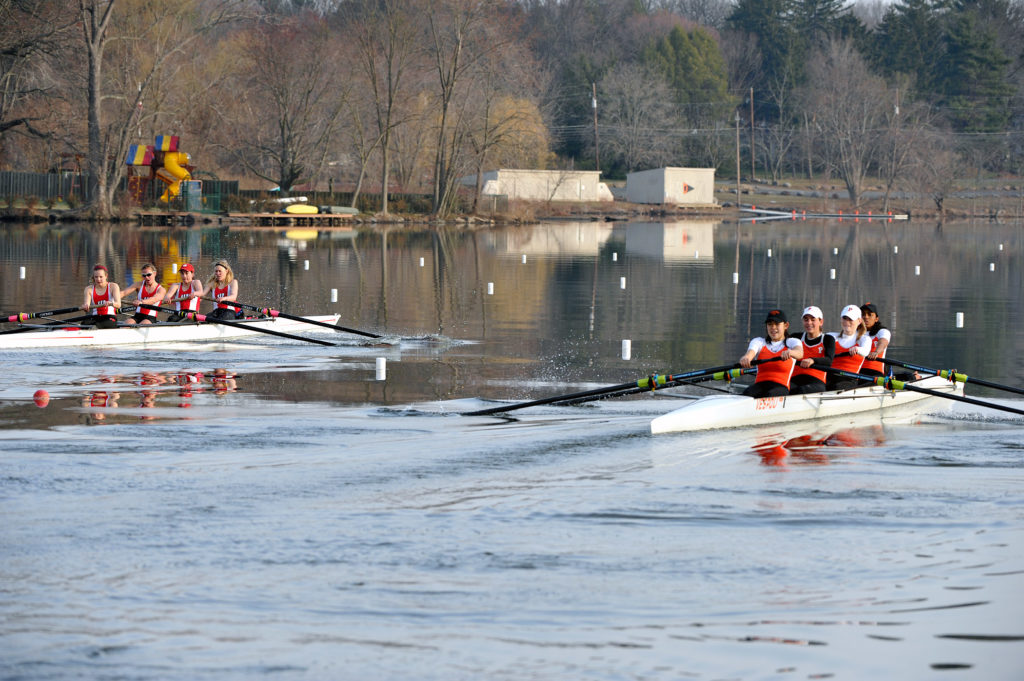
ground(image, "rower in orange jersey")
xmin=738 ymin=308 xmax=804 ymax=398
xmin=826 ymin=304 xmax=871 ymax=391
xmin=859 ymin=302 xmax=891 ymax=377
xmin=789 ymin=305 xmax=835 ymax=395
xmin=80 ymin=264 xmax=121 ymax=329
xmin=121 ymin=263 xmax=166 ymax=324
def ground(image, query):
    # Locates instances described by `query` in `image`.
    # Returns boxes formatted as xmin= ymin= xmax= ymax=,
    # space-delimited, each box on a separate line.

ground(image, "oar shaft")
xmin=5 ymin=306 xmax=82 ymax=322
xmin=135 ymin=303 xmax=336 ymax=346
xmin=466 ymin=359 xmax=782 ymax=416
xmin=205 ymin=298 xmax=382 ymax=339
xmin=826 ymin=368 xmax=1024 ymax=417
xmin=555 ymin=368 xmax=754 ymax=405
xmin=880 ymin=357 xmax=1024 ymax=397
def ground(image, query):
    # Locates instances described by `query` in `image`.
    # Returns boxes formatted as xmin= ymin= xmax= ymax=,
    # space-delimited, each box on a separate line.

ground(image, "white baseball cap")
xmin=841 ymin=304 xmax=862 ymax=320
xmin=802 ymin=306 xmax=823 ymax=319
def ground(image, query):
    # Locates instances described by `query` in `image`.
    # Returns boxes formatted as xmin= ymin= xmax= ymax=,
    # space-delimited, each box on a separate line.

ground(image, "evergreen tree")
xmin=933 ymin=10 xmax=1014 ymax=131
xmin=869 ymin=0 xmax=951 ymax=83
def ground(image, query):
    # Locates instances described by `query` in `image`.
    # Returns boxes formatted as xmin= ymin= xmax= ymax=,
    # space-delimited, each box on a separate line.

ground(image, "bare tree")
xmin=76 ymin=0 xmax=246 ymax=218
xmin=801 ymin=39 xmax=890 ymax=208
xmin=465 ymin=40 xmax=550 ymax=212
xmin=909 ymin=128 xmax=959 ymax=216
xmin=0 ymin=1 xmax=74 ymax=142
xmin=215 ymin=17 xmax=347 ymax=193
xmin=595 ymin=63 xmax=679 ymax=171
xmin=345 ymin=0 xmax=421 ymax=215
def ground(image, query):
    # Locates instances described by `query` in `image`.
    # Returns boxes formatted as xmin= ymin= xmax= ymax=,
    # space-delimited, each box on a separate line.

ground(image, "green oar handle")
xmin=879 ymin=357 xmax=1024 ymax=397
xmin=825 ymin=367 xmax=1024 ymax=417
xmin=203 ymin=297 xmax=383 ymax=339
xmin=134 ymin=303 xmax=336 ymax=347
xmin=555 ymin=368 xmax=755 ymax=406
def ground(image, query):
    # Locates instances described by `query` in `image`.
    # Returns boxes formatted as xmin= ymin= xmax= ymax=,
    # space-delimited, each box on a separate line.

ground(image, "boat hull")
xmin=0 ymin=315 xmax=341 ymax=349
xmin=650 ymin=375 xmax=962 ymax=434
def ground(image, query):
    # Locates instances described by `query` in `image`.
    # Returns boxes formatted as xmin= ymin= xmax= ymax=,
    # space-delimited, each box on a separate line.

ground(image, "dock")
xmin=134 ymin=211 xmax=356 ymax=227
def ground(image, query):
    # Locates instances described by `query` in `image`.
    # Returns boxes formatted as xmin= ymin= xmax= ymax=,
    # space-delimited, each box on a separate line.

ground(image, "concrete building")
xmin=463 ymin=169 xmax=614 ymax=202
xmin=625 ymin=167 xmax=716 ymax=206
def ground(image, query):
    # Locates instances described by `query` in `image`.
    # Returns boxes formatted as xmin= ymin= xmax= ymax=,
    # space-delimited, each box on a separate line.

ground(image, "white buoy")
xmin=522 ymin=254 xmax=527 ymax=264
xmin=172 ymin=263 xmax=178 ymax=273
xmin=915 ymin=265 xmax=921 ymax=275
xmin=694 ymin=250 xmax=699 ymax=258
xmin=375 ymin=357 xmax=386 ymax=380
xmin=19 ymin=266 xmax=25 ymax=279
xmin=303 ymin=260 xmax=309 ymax=270
xmin=621 ymin=339 xmax=631 ymax=360
xmin=330 ymin=288 xmax=338 ymax=303
xmin=830 ymin=269 xmax=836 ymax=280
xmin=612 ymin=252 xmax=618 ymax=262
xmin=419 ymin=257 xmax=424 ymax=267
xmin=990 ymin=263 xmax=995 ymax=271
xmin=487 ymin=282 xmax=494 ymax=295
xmin=620 ymin=277 xmax=626 ymax=289
xmin=732 ymin=272 xmax=739 ymax=284
xmin=956 ymin=312 xmax=964 ymax=328
xmin=999 ymin=244 xmax=1004 ymax=251
xmin=767 ymin=248 xmax=772 ymax=257
xmin=893 ymin=246 xmax=898 ymax=254
xmin=833 ymin=247 xmax=838 ymax=255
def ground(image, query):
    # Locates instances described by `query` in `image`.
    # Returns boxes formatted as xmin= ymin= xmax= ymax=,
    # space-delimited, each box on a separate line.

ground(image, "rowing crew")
xmin=82 ymin=261 xmax=243 ymax=328
xmin=738 ymin=303 xmax=892 ymax=399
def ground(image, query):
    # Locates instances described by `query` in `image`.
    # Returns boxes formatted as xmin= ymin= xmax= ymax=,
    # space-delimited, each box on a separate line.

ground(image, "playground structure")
xmin=125 ymin=135 xmax=194 ymax=205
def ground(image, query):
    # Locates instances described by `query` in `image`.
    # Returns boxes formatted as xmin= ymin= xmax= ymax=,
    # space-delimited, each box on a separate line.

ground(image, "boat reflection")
xmin=752 ymin=424 xmax=887 ymax=467
xmin=78 ymin=368 xmax=238 ymax=424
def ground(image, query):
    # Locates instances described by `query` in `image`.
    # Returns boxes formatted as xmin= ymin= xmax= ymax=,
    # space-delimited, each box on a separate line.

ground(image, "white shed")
xmin=625 ymin=167 xmax=716 ymax=205
xmin=462 ymin=169 xmax=613 ymax=202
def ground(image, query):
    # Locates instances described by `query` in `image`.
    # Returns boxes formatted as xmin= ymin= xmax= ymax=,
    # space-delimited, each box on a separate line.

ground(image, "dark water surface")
xmin=1 ymin=219 xmax=1022 ymax=680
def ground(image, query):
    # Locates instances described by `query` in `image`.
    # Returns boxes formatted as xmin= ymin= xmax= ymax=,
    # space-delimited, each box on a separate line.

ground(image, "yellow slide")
xmin=156 ymin=151 xmax=192 ymax=202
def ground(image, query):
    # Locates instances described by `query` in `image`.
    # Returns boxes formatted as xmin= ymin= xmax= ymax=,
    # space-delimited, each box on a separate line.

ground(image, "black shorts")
xmin=132 ymin=312 xmax=157 ymax=324
xmin=742 ymin=381 xmax=789 ymax=398
xmin=790 ymin=375 xmax=826 ymax=394
xmin=89 ymin=315 xmax=118 ymax=329
xmin=208 ymin=307 xmax=243 ymax=321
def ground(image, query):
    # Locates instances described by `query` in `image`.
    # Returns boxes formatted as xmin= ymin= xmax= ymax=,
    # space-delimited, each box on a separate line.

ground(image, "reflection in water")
xmin=753 ymin=425 xmax=886 ymax=466
xmin=76 ymin=369 xmax=237 ymax=424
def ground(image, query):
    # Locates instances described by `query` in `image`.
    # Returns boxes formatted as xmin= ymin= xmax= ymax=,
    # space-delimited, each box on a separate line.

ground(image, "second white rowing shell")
xmin=0 ymin=315 xmax=342 ymax=349
xmin=650 ymin=375 xmax=963 ymax=434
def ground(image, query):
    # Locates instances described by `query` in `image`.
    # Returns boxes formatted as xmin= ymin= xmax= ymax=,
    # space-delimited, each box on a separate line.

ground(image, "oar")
xmin=825 ymin=367 xmax=1024 ymax=417
xmin=4 ymin=306 xmax=82 ymax=323
xmin=879 ymin=357 xmax=1024 ymax=398
xmin=465 ymin=359 xmax=781 ymax=416
xmin=134 ymin=303 xmax=336 ymax=346
xmin=0 ymin=314 xmax=95 ymax=335
xmin=204 ymin=298 xmax=382 ymax=339
xmin=555 ymin=367 xmax=756 ymax=406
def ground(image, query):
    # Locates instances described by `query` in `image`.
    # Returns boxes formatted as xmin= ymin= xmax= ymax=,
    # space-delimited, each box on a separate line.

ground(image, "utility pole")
xmin=735 ymin=111 xmax=741 ymax=208
xmin=749 ymin=87 xmax=755 ymax=182
xmin=592 ymin=83 xmax=600 ymax=172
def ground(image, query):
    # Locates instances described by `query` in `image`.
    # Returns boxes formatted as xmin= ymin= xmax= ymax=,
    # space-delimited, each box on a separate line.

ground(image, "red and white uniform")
xmin=792 ymin=333 xmax=828 ymax=383
xmin=862 ymin=327 xmax=892 ymax=374
xmin=212 ymin=284 xmax=239 ymax=314
xmin=91 ymin=285 xmax=115 ymax=317
xmin=175 ymin=281 xmax=201 ymax=312
xmin=137 ymin=281 xmax=160 ymax=319
xmin=829 ymin=332 xmax=871 ymax=373
xmin=746 ymin=336 xmax=801 ymax=389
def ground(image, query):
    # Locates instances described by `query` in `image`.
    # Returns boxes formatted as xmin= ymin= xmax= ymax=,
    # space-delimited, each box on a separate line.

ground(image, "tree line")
xmin=1 ymin=0 xmax=1022 ymax=218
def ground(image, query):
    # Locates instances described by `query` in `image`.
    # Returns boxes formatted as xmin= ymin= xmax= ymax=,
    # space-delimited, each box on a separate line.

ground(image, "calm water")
xmin=1 ymin=219 xmax=1023 ymax=680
